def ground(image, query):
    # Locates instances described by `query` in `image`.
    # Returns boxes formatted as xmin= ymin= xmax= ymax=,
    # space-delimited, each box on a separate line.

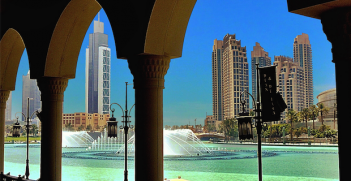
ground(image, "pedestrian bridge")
xmin=195 ymin=133 xmax=225 ymax=141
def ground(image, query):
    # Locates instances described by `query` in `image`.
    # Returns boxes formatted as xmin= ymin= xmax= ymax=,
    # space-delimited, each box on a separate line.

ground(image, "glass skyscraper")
xmin=85 ymin=13 xmax=111 ymax=115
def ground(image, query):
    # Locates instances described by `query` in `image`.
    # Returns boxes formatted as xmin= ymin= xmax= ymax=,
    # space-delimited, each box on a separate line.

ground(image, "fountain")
xmin=89 ymin=129 xmax=212 ymax=156
xmin=62 ymin=129 xmax=279 ymax=160
xmin=62 ymin=131 xmax=95 ymax=147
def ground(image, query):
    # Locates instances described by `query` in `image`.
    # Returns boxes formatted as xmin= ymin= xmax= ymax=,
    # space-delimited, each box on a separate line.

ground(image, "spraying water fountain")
xmin=62 ymin=129 xmax=278 ymax=160
xmin=62 ymin=131 xmax=95 ymax=148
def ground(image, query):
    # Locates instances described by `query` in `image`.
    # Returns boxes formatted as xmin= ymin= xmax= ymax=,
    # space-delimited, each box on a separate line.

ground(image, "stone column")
xmin=127 ymin=55 xmax=170 ymax=181
xmin=321 ymin=7 xmax=351 ymax=180
xmin=37 ymin=77 xmax=68 ymax=181
xmin=0 ymin=90 xmax=10 ymax=173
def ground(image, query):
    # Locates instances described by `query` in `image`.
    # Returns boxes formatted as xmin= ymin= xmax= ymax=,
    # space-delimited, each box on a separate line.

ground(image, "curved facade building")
xmin=317 ymin=88 xmax=337 ymax=122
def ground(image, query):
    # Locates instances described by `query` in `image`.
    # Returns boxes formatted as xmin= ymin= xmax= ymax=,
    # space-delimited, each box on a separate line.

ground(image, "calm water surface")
xmin=4 ymin=144 xmax=339 ymax=181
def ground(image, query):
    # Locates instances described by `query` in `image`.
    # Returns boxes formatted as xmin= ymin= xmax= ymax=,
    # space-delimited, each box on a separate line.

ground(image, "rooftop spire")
xmin=98 ymin=12 xmax=100 ymax=22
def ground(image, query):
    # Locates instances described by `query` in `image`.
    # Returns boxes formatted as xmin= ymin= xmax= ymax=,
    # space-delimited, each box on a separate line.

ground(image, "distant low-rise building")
xmin=317 ymin=88 xmax=337 ymax=123
xmin=62 ymin=112 xmax=109 ymax=131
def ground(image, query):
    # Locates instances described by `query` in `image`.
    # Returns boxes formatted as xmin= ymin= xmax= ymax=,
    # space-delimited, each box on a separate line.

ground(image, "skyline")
xmin=9 ymin=1 xmax=335 ymax=126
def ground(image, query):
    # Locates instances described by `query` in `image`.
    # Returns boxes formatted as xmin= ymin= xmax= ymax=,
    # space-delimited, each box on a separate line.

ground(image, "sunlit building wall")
xmin=62 ymin=112 xmax=109 ymax=131
xmin=317 ymin=88 xmax=337 ymax=122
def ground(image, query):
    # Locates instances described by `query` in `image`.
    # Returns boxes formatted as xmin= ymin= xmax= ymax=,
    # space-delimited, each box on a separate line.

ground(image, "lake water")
xmin=4 ymin=144 xmax=339 ymax=180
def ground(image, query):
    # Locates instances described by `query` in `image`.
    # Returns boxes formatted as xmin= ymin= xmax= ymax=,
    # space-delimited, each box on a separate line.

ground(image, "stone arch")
xmin=44 ymin=0 xmax=101 ymax=78
xmin=144 ymin=0 xmax=197 ymax=58
xmin=0 ymin=28 xmax=25 ymax=91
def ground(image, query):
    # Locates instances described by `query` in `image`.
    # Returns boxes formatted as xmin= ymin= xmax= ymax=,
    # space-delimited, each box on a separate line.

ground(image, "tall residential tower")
xmin=274 ymin=56 xmax=304 ymax=121
xmin=251 ymin=42 xmax=271 ymax=102
xmin=293 ymin=33 xmax=313 ymax=108
xmin=212 ymin=34 xmax=249 ymax=121
xmin=85 ymin=13 xmax=111 ymax=115
xmin=22 ymin=71 xmax=41 ymax=121
xmin=5 ymin=92 xmax=12 ymax=121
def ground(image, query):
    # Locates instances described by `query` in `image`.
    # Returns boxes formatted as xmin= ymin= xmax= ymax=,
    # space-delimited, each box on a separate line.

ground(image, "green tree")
xmin=31 ymin=124 xmax=38 ymax=137
xmin=317 ymin=103 xmax=330 ymax=125
xmin=301 ymin=108 xmax=310 ymax=129
xmin=286 ymin=109 xmax=297 ymax=140
xmin=164 ymin=125 xmax=171 ymax=130
xmin=86 ymin=124 xmax=92 ymax=131
xmin=64 ymin=123 xmax=75 ymax=131
xmin=77 ymin=125 xmax=84 ymax=131
xmin=22 ymin=125 xmax=27 ymax=136
xmin=309 ymin=105 xmax=319 ymax=129
xmin=294 ymin=128 xmax=302 ymax=138
xmin=219 ymin=118 xmax=236 ymax=143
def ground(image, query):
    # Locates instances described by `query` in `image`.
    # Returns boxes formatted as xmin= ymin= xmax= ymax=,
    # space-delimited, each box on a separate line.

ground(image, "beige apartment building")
xmin=62 ymin=112 xmax=110 ymax=131
xmin=293 ymin=33 xmax=313 ymax=109
xmin=212 ymin=34 xmax=249 ymax=121
xmin=274 ymin=56 xmax=304 ymax=122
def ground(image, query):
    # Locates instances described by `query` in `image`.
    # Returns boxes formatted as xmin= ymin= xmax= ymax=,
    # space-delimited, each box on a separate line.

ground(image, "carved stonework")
xmin=321 ymin=7 xmax=351 ymax=62
xmin=127 ymin=55 xmax=171 ymax=89
xmin=37 ymin=77 xmax=68 ymax=101
xmin=0 ymin=90 xmax=10 ymax=109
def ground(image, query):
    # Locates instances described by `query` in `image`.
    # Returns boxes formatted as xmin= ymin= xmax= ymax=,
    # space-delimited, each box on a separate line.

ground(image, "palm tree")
xmin=301 ymin=108 xmax=310 ymax=129
xmin=317 ymin=103 xmax=330 ymax=125
xmin=309 ymin=105 xmax=319 ymax=129
xmin=286 ymin=109 xmax=297 ymax=141
xmin=31 ymin=124 xmax=38 ymax=137
xmin=64 ymin=123 xmax=74 ymax=131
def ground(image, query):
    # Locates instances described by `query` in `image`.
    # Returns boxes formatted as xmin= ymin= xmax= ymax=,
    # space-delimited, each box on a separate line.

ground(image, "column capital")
xmin=127 ymin=55 xmax=171 ymax=89
xmin=321 ymin=7 xmax=351 ymax=63
xmin=0 ymin=90 xmax=10 ymax=109
xmin=37 ymin=77 xmax=68 ymax=102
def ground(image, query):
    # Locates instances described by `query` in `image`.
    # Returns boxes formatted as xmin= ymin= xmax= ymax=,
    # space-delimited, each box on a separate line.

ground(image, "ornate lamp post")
xmin=237 ymin=90 xmax=263 ymax=181
xmin=15 ymin=97 xmax=41 ymax=180
xmin=12 ymin=119 xmax=21 ymax=137
xmin=109 ymin=82 xmax=135 ymax=181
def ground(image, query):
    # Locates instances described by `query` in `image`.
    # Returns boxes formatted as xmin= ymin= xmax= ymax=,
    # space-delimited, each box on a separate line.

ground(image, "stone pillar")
xmin=127 ymin=55 xmax=170 ymax=181
xmin=321 ymin=7 xmax=351 ymax=180
xmin=0 ymin=90 xmax=10 ymax=173
xmin=37 ymin=77 xmax=68 ymax=181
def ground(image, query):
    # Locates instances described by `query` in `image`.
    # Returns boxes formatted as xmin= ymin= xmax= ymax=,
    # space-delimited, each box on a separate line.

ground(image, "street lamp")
xmin=14 ymin=97 xmax=41 ymax=180
xmin=107 ymin=111 xmax=118 ymax=138
xmin=109 ymin=82 xmax=135 ymax=181
xmin=12 ymin=119 xmax=21 ymax=137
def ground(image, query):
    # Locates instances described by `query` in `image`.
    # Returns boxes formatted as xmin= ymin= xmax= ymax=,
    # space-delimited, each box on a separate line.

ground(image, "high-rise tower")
xmin=86 ymin=13 xmax=111 ymax=115
xmin=251 ymin=42 xmax=271 ymax=102
xmin=212 ymin=39 xmax=223 ymax=121
xmin=293 ymin=33 xmax=313 ymax=108
xmin=5 ymin=92 xmax=12 ymax=121
xmin=212 ymin=34 xmax=249 ymax=121
xmin=22 ymin=71 xmax=41 ymax=121
xmin=274 ymin=56 xmax=304 ymax=121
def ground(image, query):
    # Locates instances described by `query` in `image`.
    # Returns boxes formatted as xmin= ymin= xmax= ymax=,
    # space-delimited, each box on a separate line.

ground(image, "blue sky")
xmin=11 ymin=0 xmax=335 ymax=126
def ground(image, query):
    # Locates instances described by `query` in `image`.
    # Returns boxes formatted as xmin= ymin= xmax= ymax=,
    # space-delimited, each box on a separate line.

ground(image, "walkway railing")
xmin=0 ymin=172 xmax=39 ymax=181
